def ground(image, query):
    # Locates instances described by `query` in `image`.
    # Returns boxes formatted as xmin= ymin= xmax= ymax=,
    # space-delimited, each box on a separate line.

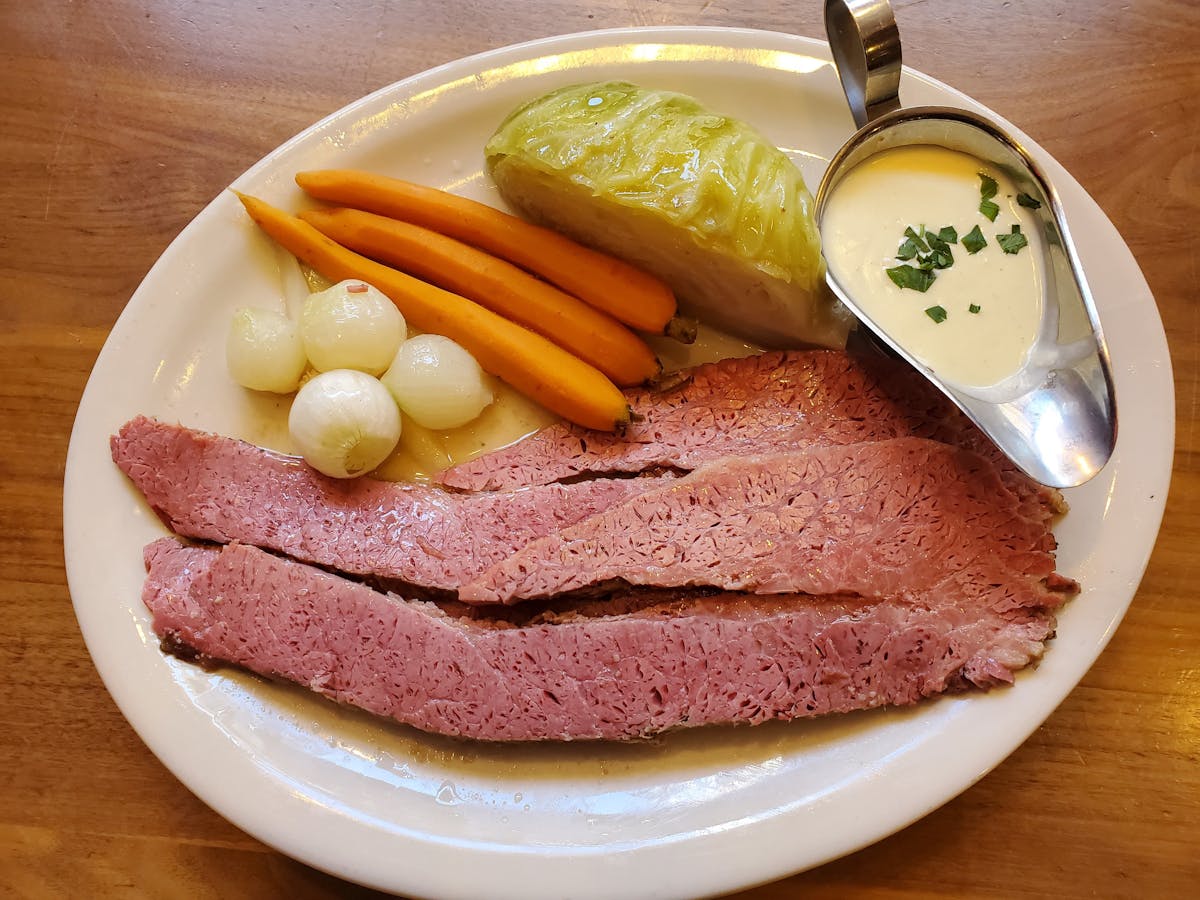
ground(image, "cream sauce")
xmin=822 ymin=145 xmax=1044 ymax=390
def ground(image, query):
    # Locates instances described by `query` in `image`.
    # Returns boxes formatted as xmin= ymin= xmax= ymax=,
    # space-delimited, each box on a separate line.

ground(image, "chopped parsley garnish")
xmin=887 ymin=264 xmax=936 ymax=292
xmin=977 ymin=173 xmax=1000 ymax=221
xmin=997 ymin=223 xmax=1028 ymax=254
xmin=929 ymin=249 xmax=954 ymax=269
xmin=880 ymin=172 xmax=1029 ymax=314
xmin=890 ymin=223 xmax=957 ymax=290
xmin=924 ymin=231 xmax=955 ymax=269
xmin=962 ymin=224 xmax=987 ymax=254
xmin=903 ymin=225 xmax=930 ymax=253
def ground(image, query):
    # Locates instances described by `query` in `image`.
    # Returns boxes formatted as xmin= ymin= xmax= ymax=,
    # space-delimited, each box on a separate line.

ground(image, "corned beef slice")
xmin=460 ymin=438 xmax=1076 ymax=606
xmin=438 ymin=351 xmax=1062 ymax=523
xmin=143 ymin=539 xmax=1060 ymax=741
xmin=112 ymin=416 xmax=661 ymax=592
xmin=440 ymin=351 xmax=914 ymax=490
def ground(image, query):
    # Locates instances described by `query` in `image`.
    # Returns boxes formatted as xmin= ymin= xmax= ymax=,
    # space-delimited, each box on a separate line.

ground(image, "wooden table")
xmin=4 ymin=1 xmax=1196 ymax=896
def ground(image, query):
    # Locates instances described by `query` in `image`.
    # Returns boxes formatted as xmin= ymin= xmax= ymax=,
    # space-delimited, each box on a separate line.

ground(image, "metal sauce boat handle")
xmin=824 ymin=0 xmax=903 ymax=127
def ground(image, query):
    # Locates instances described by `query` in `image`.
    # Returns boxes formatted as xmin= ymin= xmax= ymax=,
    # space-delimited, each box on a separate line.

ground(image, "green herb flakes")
xmin=890 ymin=223 xmax=957 ymax=288
xmin=925 ymin=305 xmax=948 ymax=323
xmin=887 ymin=264 xmax=935 ymax=292
xmin=929 ymin=248 xmax=954 ymax=269
xmin=881 ymin=172 xmax=1029 ymax=304
xmin=903 ymin=226 xmax=930 ymax=253
xmin=962 ymin=225 xmax=987 ymax=254
xmin=924 ymin=231 xmax=954 ymax=269
xmin=977 ymin=173 xmax=1001 ymax=221
xmin=997 ymin=224 xmax=1028 ymax=254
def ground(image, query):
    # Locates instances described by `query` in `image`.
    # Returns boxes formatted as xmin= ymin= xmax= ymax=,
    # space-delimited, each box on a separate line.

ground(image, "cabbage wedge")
xmin=485 ymin=81 xmax=849 ymax=349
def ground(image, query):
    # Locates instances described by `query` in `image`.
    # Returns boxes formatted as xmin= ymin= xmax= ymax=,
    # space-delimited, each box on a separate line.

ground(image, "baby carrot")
xmin=233 ymin=192 xmax=631 ymax=432
xmin=294 ymin=169 xmax=679 ymax=334
xmin=298 ymin=206 xmax=661 ymax=388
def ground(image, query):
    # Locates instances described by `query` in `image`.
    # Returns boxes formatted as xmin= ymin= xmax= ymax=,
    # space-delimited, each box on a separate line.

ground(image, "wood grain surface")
xmin=2 ymin=0 xmax=1197 ymax=897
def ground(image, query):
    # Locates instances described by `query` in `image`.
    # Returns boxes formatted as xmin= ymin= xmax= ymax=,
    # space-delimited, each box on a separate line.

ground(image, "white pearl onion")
xmin=381 ymin=334 xmax=493 ymax=430
xmin=300 ymin=279 xmax=406 ymax=375
xmin=288 ymin=369 xmax=401 ymax=478
xmin=226 ymin=307 xmax=307 ymax=394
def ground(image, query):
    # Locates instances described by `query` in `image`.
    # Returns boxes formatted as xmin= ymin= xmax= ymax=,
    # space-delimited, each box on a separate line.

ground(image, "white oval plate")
xmin=64 ymin=27 xmax=1173 ymax=900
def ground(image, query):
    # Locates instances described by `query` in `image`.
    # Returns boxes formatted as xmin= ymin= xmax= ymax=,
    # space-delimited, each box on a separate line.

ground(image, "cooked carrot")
xmin=233 ymin=192 xmax=631 ymax=432
xmin=298 ymin=207 xmax=661 ymax=388
xmin=294 ymin=169 xmax=679 ymax=334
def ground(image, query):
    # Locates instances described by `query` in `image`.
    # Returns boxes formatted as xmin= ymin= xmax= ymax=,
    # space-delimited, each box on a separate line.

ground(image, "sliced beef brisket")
xmin=438 ymin=351 xmax=1062 ymax=523
xmin=459 ymin=438 xmax=1076 ymax=607
xmin=143 ymin=539 xmax=1060 ymax=742
xmin=112 ymin=416 xmax=663 ymax=592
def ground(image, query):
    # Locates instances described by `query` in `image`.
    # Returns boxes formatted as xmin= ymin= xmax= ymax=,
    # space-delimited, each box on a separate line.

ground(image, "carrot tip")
xmin=230 ymin=190 xmax=260 ymax=213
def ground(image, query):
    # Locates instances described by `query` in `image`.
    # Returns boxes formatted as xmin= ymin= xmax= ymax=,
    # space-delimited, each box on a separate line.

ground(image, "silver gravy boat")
xmin=815 ymin=0 xmax=1117 ymax=488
